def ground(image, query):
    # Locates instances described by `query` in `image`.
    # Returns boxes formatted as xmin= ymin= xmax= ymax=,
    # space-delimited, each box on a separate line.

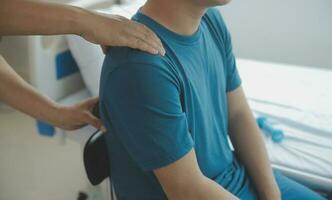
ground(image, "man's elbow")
xmin=166 ymin=177 xmax=206 ymax=200
xmin=154 ymin=150 xmax=237 ymax=199
xmin=167 ymin=177 xmax=238 ymax=200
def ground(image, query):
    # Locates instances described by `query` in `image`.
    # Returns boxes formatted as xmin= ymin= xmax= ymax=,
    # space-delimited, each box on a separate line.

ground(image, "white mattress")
xmin=237 ymin=59 xmax=332 ymax=190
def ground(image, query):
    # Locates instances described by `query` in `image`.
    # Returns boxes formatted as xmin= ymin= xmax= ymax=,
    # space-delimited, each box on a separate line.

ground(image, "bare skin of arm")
xmin=0 ymin=55 xmax=104 ymax=130
xmin=0 ymin=0 xmax=165 ymax=55
xmin=227 ymin=86 xmax=281 ymax=200
xmin=0 ymin=0 xmax=166 ymax=130
xmin=154 ymin=149 xmax=239 ymax=200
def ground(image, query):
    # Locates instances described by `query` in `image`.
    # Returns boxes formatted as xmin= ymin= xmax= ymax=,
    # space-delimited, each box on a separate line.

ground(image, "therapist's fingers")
xmin=78 ymin=97 xmax=101 ymax=123
xmin=126 ymin=22 xmax=165 ymax=55
xmin=82 ymin=112 xmax=106 ymax=132
xmin=52 ymin=97 xmax=105 ymax=131
xmin=129 ymin=37 xmax=159 ymax=55
xmin=101 ymin=45 xmax=109 ymax=54
xmin=81 ymin=12 xmax=165 ymax=55
xmin=80 ymin=96 xmax=99 ymax=112
xmin=104 ymin=23 xmax=164 ymax=55
xmin=79 ymin=97 xmax=106 ymax=132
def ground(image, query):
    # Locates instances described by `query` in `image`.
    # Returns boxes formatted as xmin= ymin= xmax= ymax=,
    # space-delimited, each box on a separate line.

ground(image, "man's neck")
xmin=141 ymin=0 xmax=206 ymax=36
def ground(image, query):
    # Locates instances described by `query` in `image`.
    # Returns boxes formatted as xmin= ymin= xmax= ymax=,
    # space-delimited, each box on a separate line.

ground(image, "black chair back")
xmin=83 ymin=130 xmax=110 ymax=185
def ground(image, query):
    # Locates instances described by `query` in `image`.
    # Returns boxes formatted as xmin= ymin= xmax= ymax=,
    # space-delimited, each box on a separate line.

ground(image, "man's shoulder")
xmin=103 ymin=47 xmax=171 ymax=73
xmin=99 ymin=47 xmax=181 ymax=101
xmin=100 ymin=47 xmax=176 ymax=87
xmin=106 ymin=46 xmax=165 ymax=65
xmin=202 ymin=7 xmax=230 ymax=46
xmin=204 ymin=7 xmax=226 ymax=25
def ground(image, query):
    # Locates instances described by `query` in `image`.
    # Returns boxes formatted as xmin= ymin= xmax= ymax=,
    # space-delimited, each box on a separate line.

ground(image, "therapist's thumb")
xmin=83 ymin=112 xmax=106 ymax=132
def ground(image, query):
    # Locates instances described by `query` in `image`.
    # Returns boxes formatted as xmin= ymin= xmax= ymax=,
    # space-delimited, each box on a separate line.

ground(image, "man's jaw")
xmin=195 ymin=0 xmax=232 ymax=7
xmin=141 ymin=0 xmax=207 ymax=36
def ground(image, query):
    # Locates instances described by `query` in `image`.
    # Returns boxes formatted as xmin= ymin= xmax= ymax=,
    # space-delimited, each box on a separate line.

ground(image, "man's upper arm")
xmin=222 ymin=21 xmax=241 ymax=93
xmin=227 ymin=86 xmax=248 ymax=122
xmin=153 ymin=149 xmax=239 ymax=200
xmin=153 ymin=149 xmax=205 ymax=199
xmin=101 ymin=61 xmax=194 ymax=171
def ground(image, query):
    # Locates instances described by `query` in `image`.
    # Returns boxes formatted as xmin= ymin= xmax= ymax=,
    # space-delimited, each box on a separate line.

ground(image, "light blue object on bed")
xmin=257 ymin=116 xmax=284 ymax=143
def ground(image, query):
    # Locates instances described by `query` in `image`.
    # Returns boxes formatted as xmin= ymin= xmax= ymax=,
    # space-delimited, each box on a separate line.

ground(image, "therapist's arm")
xmin=227 ymin=86 xmax=280 ymax=200
xmin=154 ymin=150 xmax=239 ymax=200
xmin=0 ymin=0 xmax=164 ymax=55
xmin=0 ymin=55 xmax=104 ymax=131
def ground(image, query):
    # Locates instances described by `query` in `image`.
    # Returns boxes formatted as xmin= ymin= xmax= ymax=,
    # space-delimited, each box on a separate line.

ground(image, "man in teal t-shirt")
xmin=99 ymin=0 xmax=325 ymax=199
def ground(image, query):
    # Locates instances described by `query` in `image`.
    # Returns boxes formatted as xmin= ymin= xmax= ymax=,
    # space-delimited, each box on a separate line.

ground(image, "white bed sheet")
xmin=237 ymin=59 xmax=332 ymax=181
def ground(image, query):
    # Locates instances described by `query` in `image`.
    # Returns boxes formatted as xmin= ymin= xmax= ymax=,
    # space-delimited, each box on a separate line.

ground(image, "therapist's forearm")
xmin=228 ymin=101 xmax=280 ymax=199
xmin=0 ymin=0 xmax=165 ymax=55
xmin=0 ymin=0 xmax=87 ymax=36
xmin=0 ymin=55 xmax=59 ymax=124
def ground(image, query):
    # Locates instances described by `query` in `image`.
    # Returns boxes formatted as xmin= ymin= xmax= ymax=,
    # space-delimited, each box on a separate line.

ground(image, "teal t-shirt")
xmin=100 ymin=8 xmax=245 ymax=199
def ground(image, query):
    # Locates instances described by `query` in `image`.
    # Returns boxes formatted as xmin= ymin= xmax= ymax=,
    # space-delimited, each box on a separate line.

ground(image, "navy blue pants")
xmin=238 ymin=171 xmax=326 ymax=200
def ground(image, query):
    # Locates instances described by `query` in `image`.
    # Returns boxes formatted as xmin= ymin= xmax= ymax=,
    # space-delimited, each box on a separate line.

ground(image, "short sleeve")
xmin=101 ymin=62 xmax=194 ymax=171
xmin=224 ymin=27 xmax=241 ymax=92
xmin=206 ymin=8 xmax=241 ymax=92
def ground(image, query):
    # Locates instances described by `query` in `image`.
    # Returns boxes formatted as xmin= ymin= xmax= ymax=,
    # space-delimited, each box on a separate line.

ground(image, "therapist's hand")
xmin=54 ymin=97 xmax=106 ymax=132
xmin=80 ymin=11 xmax=165 ymax=56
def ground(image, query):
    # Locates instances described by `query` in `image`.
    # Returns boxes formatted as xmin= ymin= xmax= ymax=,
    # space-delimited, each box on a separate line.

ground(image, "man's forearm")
xmin=192 ymin=176 xmax=239 ymax=200
xmin=154 ymin=149 xmax=239 ymax=200
xmin=0 ymin=0 xmax=87 ymax=36
xmin=167 ymin=176 xmax=239 ymax=200
xmin=228 ymin=102 xmax=280 ymax=199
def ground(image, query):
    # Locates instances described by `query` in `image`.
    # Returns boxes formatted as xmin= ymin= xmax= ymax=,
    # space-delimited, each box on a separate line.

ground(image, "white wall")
xmin=219 ymin=0 xmax=332 ymax=69
xmin=0 ymin=36 xmax=31 ymax=81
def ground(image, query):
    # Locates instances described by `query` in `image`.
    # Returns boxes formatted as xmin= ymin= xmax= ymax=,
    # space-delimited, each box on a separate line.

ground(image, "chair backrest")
xmin=83 ymin=130 xmax=110 ymax=185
